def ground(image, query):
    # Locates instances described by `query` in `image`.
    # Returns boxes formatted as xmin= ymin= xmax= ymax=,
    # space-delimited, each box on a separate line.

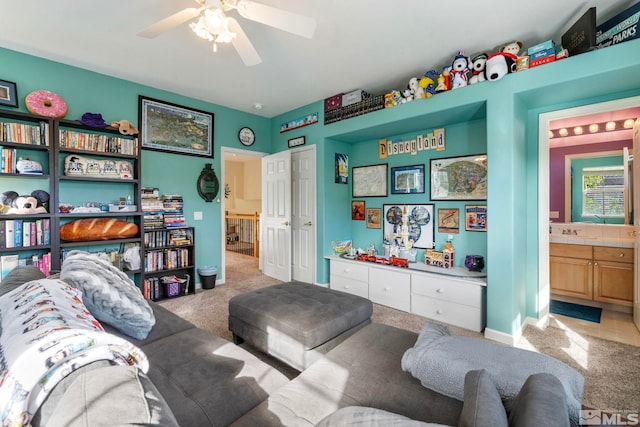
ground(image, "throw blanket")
xmin=0 ymin=279 xmax=148 ymax=427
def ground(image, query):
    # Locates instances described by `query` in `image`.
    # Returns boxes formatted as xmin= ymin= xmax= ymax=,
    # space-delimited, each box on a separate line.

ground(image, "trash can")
xmin=199 ymin=266 xmax=217 ymax=290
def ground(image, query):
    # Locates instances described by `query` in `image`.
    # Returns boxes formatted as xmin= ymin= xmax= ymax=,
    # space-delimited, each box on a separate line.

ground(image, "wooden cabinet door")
xmin=549 ymin=256 xmax=592 ymax=299
xmin=593 ymin=260 xmax=633 ymax=306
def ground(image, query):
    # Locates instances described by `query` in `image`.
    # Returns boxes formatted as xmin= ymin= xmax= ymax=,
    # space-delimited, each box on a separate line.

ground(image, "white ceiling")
xmin=0 ymin=1 xmax=635 ymax=118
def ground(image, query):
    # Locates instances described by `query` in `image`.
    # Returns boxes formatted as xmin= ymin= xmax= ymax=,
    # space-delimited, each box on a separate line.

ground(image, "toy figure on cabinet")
xmin=435 ymin=67 xmax=451 ymax=92
xmin=450 ymin=51 xmax=472 ymax=89
xmin=469 ymin=53 xmax=488 ymax=84
xmin=1 ymin=190 xmax=50 ymax=214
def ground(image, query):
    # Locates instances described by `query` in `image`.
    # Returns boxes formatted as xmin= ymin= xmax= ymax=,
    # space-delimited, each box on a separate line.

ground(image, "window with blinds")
xmin=582 ymin=166 xmax=624 ymax=217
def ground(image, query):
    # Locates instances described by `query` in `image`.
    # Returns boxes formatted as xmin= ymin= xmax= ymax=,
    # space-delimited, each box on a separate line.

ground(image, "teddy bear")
xmin=469 ymin=53 xmax=488 ymax=85
xmin=449 ymin=51 xmax=472 ymax=89
xmin=500 ymin=41 xmax=523 ymax=57
xmin=1 ymin=190 xmax=50 ymax=214
xmin=484 ymin=52 xmax=518 ymax=82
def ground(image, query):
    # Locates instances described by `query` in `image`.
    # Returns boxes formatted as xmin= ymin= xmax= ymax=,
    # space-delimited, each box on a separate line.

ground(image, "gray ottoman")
xmin=228 ymin=282 xmax=373 ymax=371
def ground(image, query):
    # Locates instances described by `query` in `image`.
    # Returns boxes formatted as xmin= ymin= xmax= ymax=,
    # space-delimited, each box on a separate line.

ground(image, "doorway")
xmin=538 ymin=96 xmax=640 ymax=345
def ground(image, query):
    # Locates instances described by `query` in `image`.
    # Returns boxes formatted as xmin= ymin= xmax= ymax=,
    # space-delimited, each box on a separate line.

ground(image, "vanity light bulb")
xmin=589 ymin=123 xmax=599 ymax=133
xmin=605 ymin=121 xmax=616 ymax=131
xmin=558 ymin=128 xmax=569 ymax=137
xmin=548 ymin=130 xmax=554 ymax=139
xmin=573 ymin=126 xmax=583 ymax=135
xmin=623 ymin=119 xmax=635 ymax=129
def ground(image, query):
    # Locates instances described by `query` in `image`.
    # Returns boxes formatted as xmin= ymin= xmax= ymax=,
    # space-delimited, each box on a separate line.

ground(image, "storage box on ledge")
xmin=596 ymin=2 xmax=640 ymax=48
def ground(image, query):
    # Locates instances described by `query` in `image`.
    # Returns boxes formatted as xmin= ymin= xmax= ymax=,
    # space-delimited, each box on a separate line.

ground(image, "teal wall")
xmin=0 ymin=47 xmax=271 ymax=284
xmin=4 ymin=36 xmax=640 ymax=338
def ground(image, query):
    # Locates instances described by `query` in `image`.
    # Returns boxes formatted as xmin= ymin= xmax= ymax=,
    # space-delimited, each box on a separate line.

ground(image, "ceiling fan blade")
xmin=227 ymin=17 xmax=262 ymax=66
xmin=235 ymin=0 xmax=316 ymax=39
xmin=137 ymin=7 xmax=203 ymax=38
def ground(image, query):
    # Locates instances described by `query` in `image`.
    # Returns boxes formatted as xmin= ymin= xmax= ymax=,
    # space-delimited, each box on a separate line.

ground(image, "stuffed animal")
xmin=450 ymin=51 xmax=472 ymax=89
xmin=408 ymin=77 xmax=424 ymax=100
xmin=500 ymin=41 xmax=523 ymax=57
xmin=469 ymin=53 xmax=488 ymax=85
xmin=484 ymin=52 xmax=518 ymax=82
xmin=435 ymin=67 xmax=451 ymax=92
xmin=111 ymin=120 xmax=139 ymax=136
xmin=16 ymin=157 xmax=43 ymax=175
xmin=401 ymin=87 xmax=413 ymax=104
xmin=1 ymin=190 xmax=50 ymax=214
xmin=419 ymin=70 xmax=439 ymax=97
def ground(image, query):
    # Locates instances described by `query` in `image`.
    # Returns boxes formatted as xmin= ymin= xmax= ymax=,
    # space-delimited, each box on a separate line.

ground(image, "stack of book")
xmin=1 ymin=219 xmax=51 ymax=248
xmin=1 ymin=147 xmax=17 ymax=173
xmin=0 ymin=252 xmax=51 ymax=281
xmin=142 ymin=187 xmax=164 ymax=230
xmin=162 ymin=194 xmax=186 ymax=228
xmin=0 ymin=120 xmax=49 ymax=145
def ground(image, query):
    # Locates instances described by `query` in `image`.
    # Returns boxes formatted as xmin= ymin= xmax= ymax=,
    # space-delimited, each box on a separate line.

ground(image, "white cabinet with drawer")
xmin=411 ymin=274 xmax=486 ymax=332
xmin=329 ymin=258 xmax=369 ymax=298
xmin=369 ymin=266 xmax=411 ymax=311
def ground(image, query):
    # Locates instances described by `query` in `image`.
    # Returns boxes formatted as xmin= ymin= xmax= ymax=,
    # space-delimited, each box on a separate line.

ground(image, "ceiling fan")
xmin=137 ymin=0 xmax=317 ymax=66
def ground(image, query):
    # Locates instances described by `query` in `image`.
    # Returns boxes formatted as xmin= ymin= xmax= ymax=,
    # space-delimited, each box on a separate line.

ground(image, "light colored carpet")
xmin=159 ymin=251 xmax=640 ymax=414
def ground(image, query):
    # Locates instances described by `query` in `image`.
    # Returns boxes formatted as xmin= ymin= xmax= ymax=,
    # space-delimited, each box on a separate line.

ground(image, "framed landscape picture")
xmin=139 ymin=95 xmax=214 ymax=158
xmin=430 ymin=154 xmax=487 ymax=200
xmin=391 ymin=164 xmax=424 ymax=194
xmin=352 ymin=164 xmax=388 ymax=197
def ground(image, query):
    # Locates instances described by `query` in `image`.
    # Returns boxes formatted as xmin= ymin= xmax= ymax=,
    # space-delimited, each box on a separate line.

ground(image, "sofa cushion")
xmin=458 ymin=369 xmax=508 ymax=427
xmin=508 ymin=373 xmax=570 ymax=427
xmin=60 ymin=250 xmax=155 ymax=340
xmin=401 ymin=323 xmax=583 ymax=426
xmin=315 ymin=406 xmax=450 ymax=427
xmin=43 ymin=365 xmax=179 ymax=427
xmin=0 ymin=265 xmax=45 ymax=296
xmin=143 ymin=327 xmax=289 ymax=427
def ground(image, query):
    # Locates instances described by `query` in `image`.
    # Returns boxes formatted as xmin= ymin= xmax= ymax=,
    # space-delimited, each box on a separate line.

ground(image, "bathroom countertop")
xmin=549 ymin=235 xmax=634 ymax=248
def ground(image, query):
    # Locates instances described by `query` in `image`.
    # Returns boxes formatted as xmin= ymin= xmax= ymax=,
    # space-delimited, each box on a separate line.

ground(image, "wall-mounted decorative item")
xmin=430 ymin=154 xmax=487 ymax=200
xmin=238 ymin=127 xmax=255 ymax=146
xmin=465 ymin=205 xmax=487 ymax=231
xmin=383 ymin=204 xmax=435 ymax=249
xmin=197 ymin=163 xmax=219 ymax=202
xmin=335 ymin=153 xmax=348 ymax=184
xmin=280 ymin=112 xmax=318 ymax=133
xmin=0 ymin=79 xmax=18 ymax=108
xmin=391 ymin=164 xmax=425 ymax=194
xmin=288 ymin=135 xmax=305 ymax=148
xmin=352 ymin=163 xmax=388 ymax=197
xmin=366 ymin=208 xmax=381 ymax=229
xmin=351 ymin=200 xmax=365 ymax=220
xmin=139 ymin=95 xmax=214 ymax=158
xmin=438 ymin=208 xmax=459 ymax=233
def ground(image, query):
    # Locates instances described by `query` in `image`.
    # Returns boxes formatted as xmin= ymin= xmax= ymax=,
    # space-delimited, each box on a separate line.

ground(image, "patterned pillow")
xmin=0 ymin=266 xmax=45 ymax=297
xmin=60 ymin=251 xmax=155 ymax=340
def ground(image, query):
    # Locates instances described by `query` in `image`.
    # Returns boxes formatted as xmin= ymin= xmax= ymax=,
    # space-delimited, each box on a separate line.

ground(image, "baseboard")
xmin=484 ymin=317 xmax=531 ymax=346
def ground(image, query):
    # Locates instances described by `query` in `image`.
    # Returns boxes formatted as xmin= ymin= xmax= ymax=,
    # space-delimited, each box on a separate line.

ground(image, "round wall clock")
xmin=238 ymin=127 xmax=255 ymax=146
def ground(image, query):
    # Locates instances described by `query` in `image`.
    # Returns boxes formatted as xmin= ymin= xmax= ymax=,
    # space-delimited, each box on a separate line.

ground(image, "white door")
xmin=292 ymin=147 xmax=316 ymax=284
xmin=261 ymin=151 xmax=292 ymax=282
xmin=633 ymin=117 xmax=640 ymax=331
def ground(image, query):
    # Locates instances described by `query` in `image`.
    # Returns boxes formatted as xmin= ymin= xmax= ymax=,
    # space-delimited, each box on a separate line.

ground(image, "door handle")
xmin=304 ymin=221 xmax=313 ymax=226
xmin=282 ymin=221 xmax=290 ymax=226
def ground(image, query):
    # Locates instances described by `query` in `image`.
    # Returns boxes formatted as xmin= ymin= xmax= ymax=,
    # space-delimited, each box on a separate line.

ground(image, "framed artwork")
xmin=352 ymin=164 xmax=388 ymax=197
xmin=288 ymin=135 xmax=305 ymax=148
xmin=383 ymin=204 xmax=435 ymax=249
xmin=335 ymin=153 xmax=348 ymax=184
xmin=430 ymin=154 xmax=488 ymax=200
xmin=465 ymin=205 xmax=487 ymax=231
xmin=366 ymin=207 xmax=382 ymax=228
xmin=139 ymin=95 xmax=214 ymax=158
xmin=0 ymin=79 xmax=18 ymax=108
xmin=438 ymin=208 xmax=460 ymax=233
xmin=352 ymin=200 xmax=365 ymax=220
xmin=280 ymin=112 xmax=318 ymax=133
xmin=391 ymin=164 xmax=425 ymax=194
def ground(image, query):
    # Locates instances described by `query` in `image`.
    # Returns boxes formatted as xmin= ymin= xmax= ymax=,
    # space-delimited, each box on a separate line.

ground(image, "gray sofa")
xmin=1 ymin=267 xmax=580 ymax=427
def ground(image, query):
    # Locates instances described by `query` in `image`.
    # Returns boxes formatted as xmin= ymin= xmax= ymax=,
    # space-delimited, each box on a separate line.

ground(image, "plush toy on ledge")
xmin=469 ymin=53 xmax=488 ymax=85
xmin=484 ymin=52 xmax=518 ymax=81
xmin=419 ymin=69 xmax=439 ymax=97
xmin=449 ymin=51 xmax=472 ymax=89
xmin=1 ymin=190 xmax=50 ymax=214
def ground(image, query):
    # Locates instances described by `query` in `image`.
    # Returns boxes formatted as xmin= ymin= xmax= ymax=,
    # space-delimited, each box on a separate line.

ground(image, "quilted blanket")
xmin=0 ymin=279 xmax=148 ymax=427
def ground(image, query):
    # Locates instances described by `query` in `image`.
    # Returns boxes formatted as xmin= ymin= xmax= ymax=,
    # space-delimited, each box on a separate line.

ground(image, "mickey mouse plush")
xmin=1 ymin=190 xmax=50 ymax=214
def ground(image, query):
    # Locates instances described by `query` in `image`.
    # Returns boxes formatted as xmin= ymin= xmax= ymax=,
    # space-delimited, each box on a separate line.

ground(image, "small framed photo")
xmin=335 ymin=153 xmax=348 ymax=184
xmin=465 ymin=205 xmax=487 ymax=231
xmin=366 ymin=208 xmax=382 ymax=229
xmin=438 ymin=208 xmax=459 ymax=233
xmin=352 ymin=200 xmax=365 ymax=221
xmin=0 ymin=79 xmax=18 ymax=108
xmin=352 ymin=163 xmax=388 ymax=197
xmin=391 ymin=164 xmax=425 ymax=194
xmin=288 ymin=135 xmax=306 ymax=148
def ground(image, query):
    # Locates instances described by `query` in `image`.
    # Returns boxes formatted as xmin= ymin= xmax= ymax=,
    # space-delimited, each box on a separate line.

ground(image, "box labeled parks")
xmin=596 ymin=2 xmax=640 ymax=48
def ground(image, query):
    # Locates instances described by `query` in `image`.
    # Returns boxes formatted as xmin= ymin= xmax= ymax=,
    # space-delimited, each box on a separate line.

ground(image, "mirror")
xmin=549 ymin=107 xmax=640 ymax=225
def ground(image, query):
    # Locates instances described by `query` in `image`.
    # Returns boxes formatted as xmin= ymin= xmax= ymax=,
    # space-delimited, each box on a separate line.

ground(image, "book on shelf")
xmin=58 ymin=129 xmax=137 ymax=155
xmin=0 ymin=120 xmax=49 ymax=145
xmin=4 ymin=220 xmax=15 ymax=249
xmin=13 ymin=220 xmax=23 ymax=247
xmin=0 ymin=254 xmax=19 ymax=280
xmin=1 ymin=147 xmax=17 ymax=173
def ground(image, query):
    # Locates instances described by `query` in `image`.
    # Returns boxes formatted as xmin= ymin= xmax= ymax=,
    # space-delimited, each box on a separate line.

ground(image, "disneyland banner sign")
xmin=378 ymin=128 xmax=445 ymax=159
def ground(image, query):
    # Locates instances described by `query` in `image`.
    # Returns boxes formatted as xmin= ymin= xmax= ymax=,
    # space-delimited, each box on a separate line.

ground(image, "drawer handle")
xmin=618 ymin=253 xmax=625 ymax=258
xmin=384 ymin=287 xmax=390 ymax=291
xmin=436 ymin=309 xmax=443 ymax=315
xmin=436 ymin=288 xmax=444 ymax=293
xmin=344 ymin=268 xmax=351 ymax=273
xmin=345 ymin=285 xmax=350 ymax=289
